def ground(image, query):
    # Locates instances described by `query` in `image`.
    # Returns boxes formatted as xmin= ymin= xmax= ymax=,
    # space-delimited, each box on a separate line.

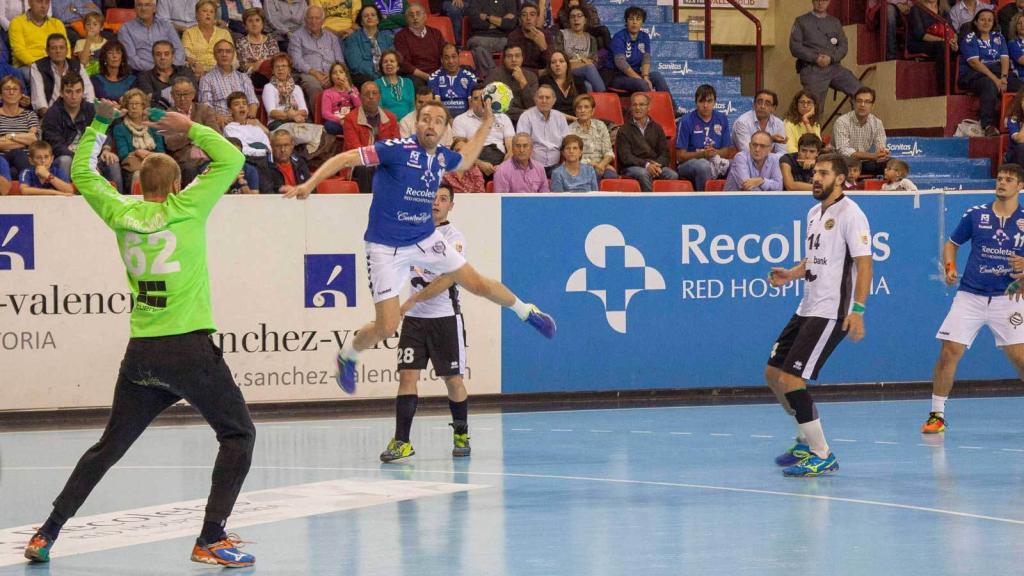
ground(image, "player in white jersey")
xmin=766 ymin=154 xmax=874 ymax=477
xmin=380 ymin=186 xmax=473 ymax=462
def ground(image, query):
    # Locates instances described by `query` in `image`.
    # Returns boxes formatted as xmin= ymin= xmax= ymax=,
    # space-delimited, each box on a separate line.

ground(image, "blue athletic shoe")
xmin=191 ymin=536 xmax=254 ymax=567
xmin=774 ymin=442 xmax=811 ymax=467
xmin=525 ymin=305 xmax=557 ymax=339
xmin=783 ymin=452 xmax=838 ymax=477
xmin=335 ymin=351 xmax=357 ymax=394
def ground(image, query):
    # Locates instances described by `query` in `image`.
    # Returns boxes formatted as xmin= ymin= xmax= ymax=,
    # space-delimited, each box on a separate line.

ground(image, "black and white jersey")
xmin=796 ymin=195 xmax=872 ymax=320
xmin=407 ymin=222 xmax=466 ymax=318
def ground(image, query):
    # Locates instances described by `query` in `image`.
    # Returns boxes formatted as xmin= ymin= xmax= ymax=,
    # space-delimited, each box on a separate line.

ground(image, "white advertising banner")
xmin=679 ymin=0 xmax=769 ymax=8
xmin=0 ymin=196 xmax=503 ymax=411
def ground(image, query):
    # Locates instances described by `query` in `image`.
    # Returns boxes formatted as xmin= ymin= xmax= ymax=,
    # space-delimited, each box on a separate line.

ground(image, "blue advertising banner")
xmin=500 ymin=192 xmax=1014 ymax=393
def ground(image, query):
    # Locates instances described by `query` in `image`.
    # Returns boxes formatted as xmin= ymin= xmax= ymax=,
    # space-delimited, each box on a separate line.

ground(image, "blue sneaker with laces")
xmin=191 ymin=535 xmax=254 ymax=567
xmin=774 ymin=441 xmax=811 ymax=467
xmin=525 ymin=305 xmax=556 ymax=339
xmin=783 ymin=452 xmax=838 ymax=477
xmin=335 ymin=351 xmax=357 ymax=394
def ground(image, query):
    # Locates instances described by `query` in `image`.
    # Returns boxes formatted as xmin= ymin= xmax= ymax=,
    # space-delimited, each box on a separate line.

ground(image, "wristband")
xmin=851 ymin=302 xmax=866 ymax=314
xmin=945 ymin=261 xmax=955 ymax=274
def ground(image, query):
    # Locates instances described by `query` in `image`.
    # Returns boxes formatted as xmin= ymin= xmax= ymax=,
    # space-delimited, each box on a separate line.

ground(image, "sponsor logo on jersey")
xmin=994 ymin=229 xmax=1010 ymax=245
xmin=304 ymin=254 xmax=357 ymax=308
xmin=432 ymin=241 xmax=447 ymax=255
xmin=1011 ymin=312 xmax=1023 ymax=329
xmin=824 ymin=218 xmax=835 ymax=230
xmin=1017 ymin=218 xmax=1024 ymax=232
xmin=0 ymin=214 xmax=34 ymax=271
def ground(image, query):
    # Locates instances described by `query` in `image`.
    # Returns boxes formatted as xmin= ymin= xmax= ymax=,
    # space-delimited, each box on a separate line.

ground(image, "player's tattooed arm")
xmin=768 ymin=259 xmax=807 ymax=287
xmin=281 ymin=148 xmax=364 ymax=198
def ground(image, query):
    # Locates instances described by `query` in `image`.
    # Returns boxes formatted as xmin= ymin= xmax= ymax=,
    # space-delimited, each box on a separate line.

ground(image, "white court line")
xmin=959 ymin=446 xmax=984 ymax=450
xmin=670 ymin=432 xmax=692 ymax=435
xmin=709 ymin=433 xmax=733 ymax=437
xmin=629 ymin=430 xmax=653 ymax=434
xmin=833 ymin=439 xmax=857 ymax=443
xmin=550 ymin=429 xmax=573 ymax=432
xmin=918 ymin=443 xmax=943 ymax=448
xmin=874 ymin=441 xmax=899 ymax=445
xmin=509 ymin=428 xmax=533 ymax=432
xmin=1001 ymin=448 xmax=1024 ymax=453
xmin=750 ymin=434 xmax=774 ymax=438
xmin=589 ymin=429 xmax=612 ymax=433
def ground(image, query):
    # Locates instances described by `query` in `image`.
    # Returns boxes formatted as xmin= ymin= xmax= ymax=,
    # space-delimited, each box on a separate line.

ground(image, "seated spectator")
xmin=269 ymin=128 xmax=312 ymax=191
xmin=156 ymin=0 xmax=198 ymax=34
xmin=372 ymin=0 xmax=406 ymax=31
xmin=834 ymin=86 xmax=889 ymax=175
xmin=91 ymin=40 xmax=136 ymax=101
xmin=289 ymin=5 xmax=347 ymax=103
xmin=443 ymin=136 xmax=485 ymax=192
xmin=780 ymin=133 xmax=823 ymax=191
xmin=42 ymin=72 xmax=122 ymax=191
xmin=51 ymin=0 xmax=100 ymax=43
xmin=343 ymin=81 xmax=399 ymax=192
xmin=265 ymin=0 xmax=309 ymax=38
xmin=0 ymin=74 xmax=40 ymax=177
xmin=959 ymin=9 xmax=1018 ymax=136
xmin=604 ymin=7 xmax=670 ymax=98
xmin=516 ymin=84 xmax=569 ymax=176
xmin=561 ymin=6 xmax=604 ymax=92
xmin=163 ymin=76 xmax=220 ymax=184
xmin=199 ymin=39 xmax=259 ymax=122
xmin=724 ymin=130 xmax=782 ymax=191
xmin=19 ymin=139 xmax=73 ymax=195
xmin=616 ymin=92 xmax=677 ymax=192
xmin=236 ymin=8 xmax=281 ymax=91
xmin=1006 ymin=91 xmax=1024 ymax=164
xmin=9 ymin=0 xmax=67 ymax=67
xmin=569 ymin=94 xmax=615 ymax=180
xmin=999 ymin=0 xmax=1024 ymax=37
xmin=452 ymin=85 xmax=514 ymax=176
xmin=540 ymin=50 xmax=584 ymax=120
xmin=400 ymin=85 xmax=453 ymax=146
xmin=783 ymin=89 xmax=822 ymax=153
xmin=465 ymin=0 xmax=517 ymax=78
xmin=134 ymin=41 xmax=197 ymax=109
xmin=315 ymin=0 xmax=361 ymax=39
xmin=845 ymin=157 xmax=863 ymax=189
xmin=731 ymin=89 xmax=786 ymax=155
xmin=428 ymin=43 xmax=477 ymax=118
xmin=225 ymin=136 xmax=259 ymax=193
xmin=0 ymin=42 xmax=27 ymax=101
xmin=394 ymin=3 xmax=445 ymax=86
xmin=951 ymin=0 xmax=993 ymax=33
xmin=908 ymin=0 xmax=956 ymax=94
xmin=484 ymin=44 xmax=537 ymax=124
xmin=789 ymin=0 xmax=862 ymax=113
xmin=321 ymin=62 xmax=361 ymax=135
xmin=493 ymin=132 xmax=549 ymax=192
xmin=874 ymin=0 xmax=912 ymax=61
xmin=551 ymin=134 xmax=597 ymax=192
xmin=507 ymin=2 xmax=555 ymax=74
xmin=30 ymin=33 xmax=93 ymax=115
xmin=375 ymin=49 xmax=415 ymax=120
xmin=113 ymin=88 xmax=166 ymax=184
xmin=117 ymin=0 xmax=186 ymax=73
xmin=675 ymin=84 xmax=734 ymax=192
xmin=220 ymin=0 xmax=263 ymax=35
xmin=183 ymin=0 xmax=236 ymax=78
xmin=344 ymin=4 xmax=395 ymax=86
xmin=557 ymin=0 xmax=610 ymax=51
xmin=881 ymin=158 xmax=918 ymax=191
xmin=72 ymin=11 xmax=104 ymax=76
xmin=263 ymin=52 xmax=328 ymax=155
xmin=223 ymin=90 xmax=278 ymax=193
xmin=1 ymin=0 xmax=52 ymax=46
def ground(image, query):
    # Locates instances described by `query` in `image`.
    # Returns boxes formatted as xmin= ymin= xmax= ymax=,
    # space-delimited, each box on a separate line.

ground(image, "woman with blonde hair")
xmin=183 ymin=0 xmax=236 ymax=77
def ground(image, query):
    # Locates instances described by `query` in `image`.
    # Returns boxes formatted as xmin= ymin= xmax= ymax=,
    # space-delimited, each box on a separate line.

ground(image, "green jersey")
xmin=73 ymin=118 xmax=245 ymax=338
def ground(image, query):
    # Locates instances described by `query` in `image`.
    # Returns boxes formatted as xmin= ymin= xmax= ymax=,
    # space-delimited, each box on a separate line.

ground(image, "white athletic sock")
xmin=794 ymin=422 xmax=807 ymax=444
xmin=340 ymin=341 xmax=359 ymax=361
xmin=798 ymin=419 xmax=829 ymax=459
xmin=511 ymin=298 xmax=532 ymax=321
xmin=931 ymin=394 xmax=947 ymax=415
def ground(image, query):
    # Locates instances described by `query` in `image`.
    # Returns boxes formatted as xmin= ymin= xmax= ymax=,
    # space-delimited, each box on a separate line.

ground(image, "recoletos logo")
xmin=304 ymin=254 xmax=357 ymax=308
xmin=0 ymin=214 xmax=34 ymax=270
xmin=566 ymin=225 xmax=666 ymax=334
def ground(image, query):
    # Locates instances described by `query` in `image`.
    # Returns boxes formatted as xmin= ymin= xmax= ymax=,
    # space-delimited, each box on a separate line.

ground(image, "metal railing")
xmin=879 ymin=0 xmax=952 ymax=95
xmin=701 ymin=0 xmax=764 ymax=92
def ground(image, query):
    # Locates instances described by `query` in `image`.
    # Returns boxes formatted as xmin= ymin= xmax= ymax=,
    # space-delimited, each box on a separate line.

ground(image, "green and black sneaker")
xmin=450 ymin=422 xmax=471 ymax=458
xmin=380 ymin=438 xmax=415 ymax=462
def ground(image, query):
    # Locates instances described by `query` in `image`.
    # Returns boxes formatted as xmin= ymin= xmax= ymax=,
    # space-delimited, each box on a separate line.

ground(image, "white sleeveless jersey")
xmin=407 ymin=222 xmax=466 ymax=318
xmin=796 ymin=196 xmax=872 ymax=320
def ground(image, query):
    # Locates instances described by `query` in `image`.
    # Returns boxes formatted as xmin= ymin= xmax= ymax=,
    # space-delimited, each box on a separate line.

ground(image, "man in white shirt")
xmin=515 ymin=84 xmax=568 ymax=176
xmin=29 ymin=32 xmax=93 ymax=115
xmin=452 ymin=85 xmax=514 ymax=178
xmin=731 ymin=89 xmax=786 ymax=155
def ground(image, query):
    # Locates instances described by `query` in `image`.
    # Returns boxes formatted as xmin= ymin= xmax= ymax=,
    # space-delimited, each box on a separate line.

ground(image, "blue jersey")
xmin=1010 ymin=38 xmax=1024 ymax=79
xmin=606 ymin=29 xmax=651 ymax=72
xmin=960 ymin=31 xmax=1008 ymax=68
xmin=950 ymin=203 xmax=1024 ymax=296
xmin=360 ymin=137 xmax=462 ymax=247
xmin=428 ymin=67 xmax=477 ymax=118
xmin=675 ymin=109 xmax=731 ymax=152
xmin=19 ymin=165 xmax=69 ymax=188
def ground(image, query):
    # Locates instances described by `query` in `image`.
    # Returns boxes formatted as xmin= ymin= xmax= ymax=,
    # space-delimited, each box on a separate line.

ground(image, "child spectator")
xmin=73 ymin=12 xmax=104 ymax=76
xmin=881 ymin=158 xmax=918 ymax=191
xmin=321 ymin=62 xmax=361 ymax=135
xmin=845 ymin=158 xmax=863 ymax=189
xmin=20 ymin=140 xmax=74 ymax=196
xmin=551 ymin=134 xmax=597 ymax=192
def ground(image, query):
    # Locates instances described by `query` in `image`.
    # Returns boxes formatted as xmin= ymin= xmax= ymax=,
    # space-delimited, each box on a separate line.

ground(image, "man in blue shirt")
xmin=282 ymin=96 xmax=556 ymax=393
xmin=675 ymin=84 xmax=735 ymax=191
xmin=923 ymin=163 xmax=1024 ymax=434
xmin=724 ymin=130 xmax=782 ymax=191
xmin=428 ymin=43 xmax=477 ymax=117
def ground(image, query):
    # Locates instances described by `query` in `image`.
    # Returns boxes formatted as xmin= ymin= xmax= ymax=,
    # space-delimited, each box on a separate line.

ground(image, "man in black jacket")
xmin=268 ymin=129 xmax=311 ymax=193
xmin=134 ymin=40 xmax=197 ymax=109
xmin=615 ymin=92 xmax=678 ymax=191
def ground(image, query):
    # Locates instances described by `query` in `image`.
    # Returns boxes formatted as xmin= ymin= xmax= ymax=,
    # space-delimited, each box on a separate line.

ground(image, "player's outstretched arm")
xmin=768 ymin=260 xmax=807 ymax=287
xmin=72 ymin=99 xmax=126 ymax=226
xmin=454 ymin=101 xmax=494 ymax=173
xmin=281 ymin=148 xmax=364 ymax=199
xmin=399 ymin=276 xmax=457 ymax=316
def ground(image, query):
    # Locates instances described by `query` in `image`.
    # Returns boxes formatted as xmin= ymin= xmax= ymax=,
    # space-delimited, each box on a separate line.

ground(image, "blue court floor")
xmin=1 ymin=397 xmax=1023 ymax=575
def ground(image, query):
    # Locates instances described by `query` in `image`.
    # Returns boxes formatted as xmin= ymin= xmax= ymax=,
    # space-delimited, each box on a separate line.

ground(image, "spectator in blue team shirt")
xmin=960 ymin=9 xmax=1020 ymax=136
xmin=117 ymin=0 xmax=186 ymax=73
xmin=730 ymin=89 xmax=787 ymax=155
xmin=1005 ymin=90 xmax=1024 ymax=164
xmin=1008 ymin=12 xmax=1024 ymax=81
xmin=724 ymin=130 xmax=782 ymax=192
xmin=605 ymin=6 xmax=670 ymax=97
xmin=551 ymin=134 xmax=597 ymax=192
xmin=19 ymin=140 xmax=74 ymax=196
xmin=428 ymin=43 xmax=476 ymax=117
xmin=675 ymin=84 xmax=735 ymax=192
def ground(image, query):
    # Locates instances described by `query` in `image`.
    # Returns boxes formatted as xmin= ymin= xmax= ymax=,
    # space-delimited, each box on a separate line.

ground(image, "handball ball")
xmin=482 ymin=82 xmax=513 ymax=114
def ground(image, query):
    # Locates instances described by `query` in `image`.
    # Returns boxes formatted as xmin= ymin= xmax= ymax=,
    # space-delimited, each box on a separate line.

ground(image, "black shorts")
xmin=766 ymin=314 xmax=847 ymax=381
xmin=397 ymin=314 xmax=466 ymax=376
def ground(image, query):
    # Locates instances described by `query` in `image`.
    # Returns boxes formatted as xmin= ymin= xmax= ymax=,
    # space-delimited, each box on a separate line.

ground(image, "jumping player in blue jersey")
xmin=282 ymin=99 xmax=556 ymax=393
xmin=922 ymin=163 xmax=1024 ymax=434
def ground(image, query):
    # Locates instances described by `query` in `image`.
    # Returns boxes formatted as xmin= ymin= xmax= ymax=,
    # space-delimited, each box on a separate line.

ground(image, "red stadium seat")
xmin=652 ymin=180 xmax=694 ymax=192
xmin=1000 ymin=133 xmax=1010 ymax=164
xmin=1002 ymin=92 xmax=1017 ymax=132
xmin=485 ymin=180 xmax=494 ymax=193
xmin=599 ymin=178 xmax=641 ymax=192
xmin=862 ymin=179 xmax=885 ymax=190
xmin=131 ymin=180 xmax=141 ymax=195
xmin=312 ymin=90 xmax=323 ymax=123
xmin=6 ymin=181 xmax=19 ymax=195
xmin=317 ymin=179 xmax=359 ymax=194
xmin=590 ymin=92 xmax=625 ymax=125
xmin=643 ymin=91 xmax=676 ymax=147
xmin=462 ymin=16 xmax=471 ymax=47
xmin=459 ymin=50 xmax=475 ymax=70
xmin=705 ymin=179 xmax=726 ymax=192
xmin=104 ymin=8 xmax=136 ymax=33
xmin=428 ymin=15 xmax=456 ymax=45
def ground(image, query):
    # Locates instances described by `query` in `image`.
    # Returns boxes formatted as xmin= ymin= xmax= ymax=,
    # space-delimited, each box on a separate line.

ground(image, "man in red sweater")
xmin=343 ymin=82 xmax=400 ymax=192
xmin=394 ymin=3 xmax=447 ymax=87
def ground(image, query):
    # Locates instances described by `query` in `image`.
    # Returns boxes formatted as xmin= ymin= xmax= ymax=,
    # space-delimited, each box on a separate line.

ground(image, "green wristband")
xmin=852 ymin=302 xmax=866 ymax=314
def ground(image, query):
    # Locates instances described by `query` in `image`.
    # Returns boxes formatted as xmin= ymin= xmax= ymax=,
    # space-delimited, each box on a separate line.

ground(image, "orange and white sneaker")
xmin=921 ymin=412 xmax=946 ymax=434
xmin=190 ymin=535 xmax=254 ymax=568
xmin=24 ymin=531 xmax=54 ymax=563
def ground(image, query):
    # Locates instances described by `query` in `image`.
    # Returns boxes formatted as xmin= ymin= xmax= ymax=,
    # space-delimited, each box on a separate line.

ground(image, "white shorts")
xmin=366 ymin=230 xmax=467 ymax=303
xmin=936 ymin=291 xmax=1024 ymax=348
